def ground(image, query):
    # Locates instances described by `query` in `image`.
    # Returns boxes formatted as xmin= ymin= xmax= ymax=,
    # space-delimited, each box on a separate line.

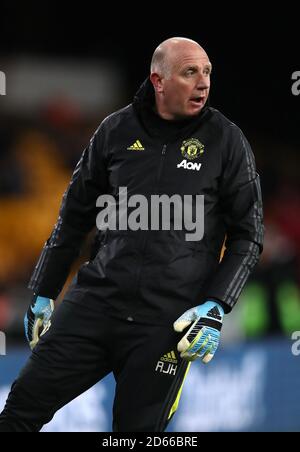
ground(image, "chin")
xmin=173 ymin=108 xmax=202 ymax=120
xmin=187 ymin=108 xmax=203 ymax=116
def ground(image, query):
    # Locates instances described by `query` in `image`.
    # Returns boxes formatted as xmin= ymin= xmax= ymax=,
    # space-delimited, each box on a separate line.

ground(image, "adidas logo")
xmin=207 ymin=306 xmax=222 ymax=321
xmin=160 ymin=350 xmax=178 ymax=364
xmin=127 ymin=140 xmax=145 ymax=151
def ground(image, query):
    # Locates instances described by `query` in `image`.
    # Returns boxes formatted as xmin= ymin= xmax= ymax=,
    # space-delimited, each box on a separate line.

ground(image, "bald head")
xmin=150 ymin=37 xmax=208 ymax=79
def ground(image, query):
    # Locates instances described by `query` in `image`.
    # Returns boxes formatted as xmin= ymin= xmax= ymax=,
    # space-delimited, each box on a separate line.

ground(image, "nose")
xmin=196 ymin=73 xmax=209 ymax=91
xmin=196 ymin=80 xmax=209 ymax=91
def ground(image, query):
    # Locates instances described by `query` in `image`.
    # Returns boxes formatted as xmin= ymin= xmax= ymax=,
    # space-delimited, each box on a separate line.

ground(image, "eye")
xmin=185 ymin=68 xmax=196 ymax=75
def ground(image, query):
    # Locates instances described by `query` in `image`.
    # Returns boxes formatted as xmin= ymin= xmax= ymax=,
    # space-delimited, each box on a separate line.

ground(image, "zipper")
xmin=131 ymin=144 xmax=167 ymax=309
xmin=156 ymin=144 xmax=167 ymax=190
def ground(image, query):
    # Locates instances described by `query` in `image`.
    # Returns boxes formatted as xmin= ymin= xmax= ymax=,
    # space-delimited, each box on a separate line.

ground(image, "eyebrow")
xmin=184 ymin=63 xmax=212 ymax=71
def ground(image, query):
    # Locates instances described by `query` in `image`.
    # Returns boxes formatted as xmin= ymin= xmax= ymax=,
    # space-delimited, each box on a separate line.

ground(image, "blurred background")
xmin=0 ymin=4 xmax=299 ymax=431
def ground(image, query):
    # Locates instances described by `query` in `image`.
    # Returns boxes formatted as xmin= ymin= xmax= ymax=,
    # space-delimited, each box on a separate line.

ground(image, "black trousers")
xmin=0 ymin=299 xmax=190 ymax=432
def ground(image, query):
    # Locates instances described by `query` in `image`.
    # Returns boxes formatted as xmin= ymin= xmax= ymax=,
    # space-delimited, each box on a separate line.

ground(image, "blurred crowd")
xmin=0 ymin=98 xmax=107 ymax=339
xmin=0 ymin=95 xmax=300 ymax=344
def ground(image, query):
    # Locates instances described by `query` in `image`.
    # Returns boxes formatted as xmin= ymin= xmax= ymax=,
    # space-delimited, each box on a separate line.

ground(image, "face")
xmin=155 ymin=47 xmax=211 ymax=120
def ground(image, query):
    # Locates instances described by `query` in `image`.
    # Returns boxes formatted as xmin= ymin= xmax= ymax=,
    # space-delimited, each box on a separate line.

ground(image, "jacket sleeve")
xmin=203 ymin=125 xmax=264 ymax=312
xmin=28 ymin=124 xmax=109 ymax=299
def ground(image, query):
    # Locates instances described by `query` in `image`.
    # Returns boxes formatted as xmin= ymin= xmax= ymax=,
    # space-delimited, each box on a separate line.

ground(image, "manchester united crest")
xmin=180 ymin=138 xmax=204 ymax=160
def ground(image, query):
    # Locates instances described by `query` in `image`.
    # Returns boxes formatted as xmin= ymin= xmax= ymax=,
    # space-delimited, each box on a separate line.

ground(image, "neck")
xmin=153 ymin=100 xmax=175 ymax=120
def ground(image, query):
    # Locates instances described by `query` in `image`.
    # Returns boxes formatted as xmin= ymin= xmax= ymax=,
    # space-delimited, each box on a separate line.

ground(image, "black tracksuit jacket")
xmin=28 ymin=78 xmax=264 ymax=325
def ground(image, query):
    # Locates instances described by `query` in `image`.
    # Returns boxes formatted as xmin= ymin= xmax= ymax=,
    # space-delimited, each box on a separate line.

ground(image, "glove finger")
xmin=41 ymin=319 xmax=52 ymax=337
xmin=29 ymin=318 xmax=43 ymax=350
xmin=201 ymin=338 xmax=219 ymax=363
xmin=202 ymin=352 xmax=214 ymax=364
xmin=174 ymin=319 xmax=192 ymax=333
xmin=173 ymin=308 xmax=198 ymax=332
xmin=177 ymin=335 xmax=191 ymax=353
xmin=179 ymin=350 xmax=198 ymax=361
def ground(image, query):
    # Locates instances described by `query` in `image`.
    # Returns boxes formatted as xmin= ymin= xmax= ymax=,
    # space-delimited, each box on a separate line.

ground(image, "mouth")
xmin=189 ymin=96 xmax=205 ymax=106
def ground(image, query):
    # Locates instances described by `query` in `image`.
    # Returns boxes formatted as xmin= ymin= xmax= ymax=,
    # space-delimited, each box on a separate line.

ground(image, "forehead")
xmin=170 ymin=48 xmax=211 ymax=71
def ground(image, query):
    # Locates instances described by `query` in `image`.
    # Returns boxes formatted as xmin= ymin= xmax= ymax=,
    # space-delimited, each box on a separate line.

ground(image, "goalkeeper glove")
xmin=173 ymin=300 xmax=224 ymax=363
xmin=24 ymin=295 xmax=54 ymax=350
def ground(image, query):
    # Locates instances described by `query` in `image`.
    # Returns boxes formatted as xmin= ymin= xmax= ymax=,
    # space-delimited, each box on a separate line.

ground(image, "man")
xmin=0 ymin=37 xmax=264 ymax=432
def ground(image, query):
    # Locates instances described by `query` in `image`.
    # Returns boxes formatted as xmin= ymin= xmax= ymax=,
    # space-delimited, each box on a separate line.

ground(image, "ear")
xmin=150 ymin=73 xmax=164 ymax=94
